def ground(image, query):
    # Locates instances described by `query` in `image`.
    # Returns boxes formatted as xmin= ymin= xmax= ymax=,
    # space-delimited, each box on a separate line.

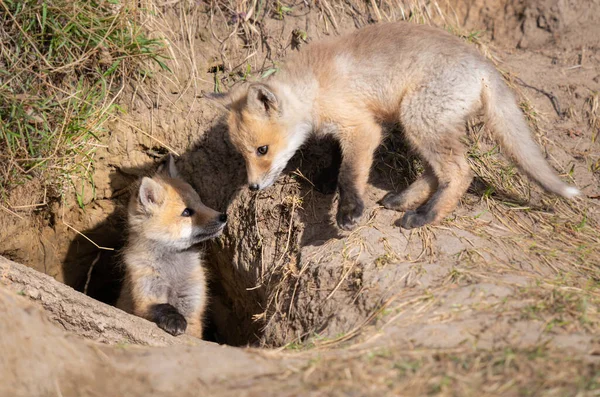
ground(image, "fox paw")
xmin=399 ymin=210 xmax=435 ymax=229
xmin=150 ymin=303 xmax=187 ymax=336
xmin=381 ymin=192 xmax=405 ymax=211
xmin=336 ymin=198 xmax=364 ymax=231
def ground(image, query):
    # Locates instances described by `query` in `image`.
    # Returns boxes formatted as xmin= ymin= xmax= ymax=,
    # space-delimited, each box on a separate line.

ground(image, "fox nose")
xmin=249 ymin=183 xmax=259 ymax=191
xmin=219 ymin=213 xmax=227 ymax=223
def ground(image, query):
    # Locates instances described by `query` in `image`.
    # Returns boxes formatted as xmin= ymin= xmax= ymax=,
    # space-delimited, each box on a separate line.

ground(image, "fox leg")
xmin=314 ymin=138 xmax=342 ymax=195
xmin=172 ymin=267 xmax=207 ymax=339
xmin=186 ymin=316 xmax=204 ymax=339
xmin=381 ymin=165 xmax=438 ymax=211
xmin=336 ymin=120 xmax=382 ymax=230
xmin=129 ymin=269 xmax=187 ymax=336
xmin=397 ymin=81 xmax=478 ymax=228
xmin=400 ymin=133 xmax=473 ymax=229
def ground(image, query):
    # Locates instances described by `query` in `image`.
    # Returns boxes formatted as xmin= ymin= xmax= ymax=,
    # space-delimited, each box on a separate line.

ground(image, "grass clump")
xmin=0 ymin=0 xmax=167 ymax=204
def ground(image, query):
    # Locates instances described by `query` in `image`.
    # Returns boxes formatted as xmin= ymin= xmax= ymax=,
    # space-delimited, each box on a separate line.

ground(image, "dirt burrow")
xmin=0 ymin=0 xmax=599 ymax=350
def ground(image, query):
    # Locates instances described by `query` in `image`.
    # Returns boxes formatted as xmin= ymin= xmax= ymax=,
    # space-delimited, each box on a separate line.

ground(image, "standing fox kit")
xmin=117 ymin=155 xmax=227 ymax=338
xmin=208 ymin=22 xmax=579 ymax=230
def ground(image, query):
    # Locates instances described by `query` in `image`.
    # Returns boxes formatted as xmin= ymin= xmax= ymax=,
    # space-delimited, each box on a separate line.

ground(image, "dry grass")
xmin=282 ymin=344 xmax=600 ymax=396
xmin=458 ymin=113 xmax=600 ymax=281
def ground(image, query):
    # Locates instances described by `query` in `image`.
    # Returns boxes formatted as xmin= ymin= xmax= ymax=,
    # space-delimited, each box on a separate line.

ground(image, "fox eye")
xmin=256 ymin=145 xmax=268 ymax=156
xmin=181 ymin=208 xmax=194 ymax=217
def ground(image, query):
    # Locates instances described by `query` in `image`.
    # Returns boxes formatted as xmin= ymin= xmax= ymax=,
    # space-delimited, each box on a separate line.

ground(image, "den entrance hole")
xmin=57 ymin=128 xmax=354 ymax=346
xmin=55 ymin=126 xmax=453 ymax=347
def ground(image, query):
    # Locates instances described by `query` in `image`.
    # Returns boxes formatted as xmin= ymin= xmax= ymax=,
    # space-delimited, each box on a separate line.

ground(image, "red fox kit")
xmin=117 ymin=155 xmax=227 ymax=338
xmin=208 ymin=22 xmax=579 ymax=230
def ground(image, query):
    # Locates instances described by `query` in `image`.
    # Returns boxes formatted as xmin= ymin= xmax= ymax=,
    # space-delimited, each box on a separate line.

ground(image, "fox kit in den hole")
xmin=207 ymin=22 xmax=579 ymax=230
xmin=117 ymin=155 xmax=227 ymax=338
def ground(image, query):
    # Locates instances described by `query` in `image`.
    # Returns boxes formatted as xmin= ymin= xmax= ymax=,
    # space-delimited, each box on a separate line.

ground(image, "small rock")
xmin=26 ymin=288 xmax=41 ymax=300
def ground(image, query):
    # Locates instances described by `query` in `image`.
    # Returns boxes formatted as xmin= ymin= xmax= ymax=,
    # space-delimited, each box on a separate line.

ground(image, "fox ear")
xmin=139 ymin=177 xmax=165 ymax=209
xmin=157 ymin=154 xmax=179 ymax=179
xmin=247 ymin=83 xmax=279 ymax=116
xmin=203 ymin=91 xmax=233 ymax=111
